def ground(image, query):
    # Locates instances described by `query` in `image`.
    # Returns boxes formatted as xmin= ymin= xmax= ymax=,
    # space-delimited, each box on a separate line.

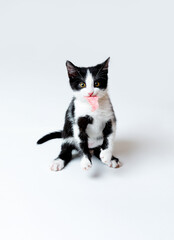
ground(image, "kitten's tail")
xmin=37 ymin=131 xmax=62 ymax=144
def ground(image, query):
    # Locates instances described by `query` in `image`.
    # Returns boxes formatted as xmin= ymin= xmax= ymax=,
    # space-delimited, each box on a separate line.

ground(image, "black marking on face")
xmin=66 ymin=58 xmax=110 ymax=91
xmin=89 ymin=57 xmax=110 ymax=90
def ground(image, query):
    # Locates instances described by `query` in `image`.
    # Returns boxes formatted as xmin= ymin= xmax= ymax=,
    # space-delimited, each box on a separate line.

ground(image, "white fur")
xmin=88 ymin=137 xmax=103 ymax=149
xmin=85 ymin=70 xmax=94 ymax=94
xmin=100 ymin=149 xmax=120 ymax=168
xmin=80 ymin=155 xmax=92 ymax=170
xmin=51 ymin=159 xmax=65 ymax=171
xmin=74 ymin=93 xmax=115 ymax=150
xmin=100 ymin=149 xmax=112 ymax=165
xmin=62 ymin=137 xmax=76 ymax=145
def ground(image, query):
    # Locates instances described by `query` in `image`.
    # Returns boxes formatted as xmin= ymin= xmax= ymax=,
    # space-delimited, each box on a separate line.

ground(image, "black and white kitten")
xmin=37 ymin=58 xmax=120 ymax=171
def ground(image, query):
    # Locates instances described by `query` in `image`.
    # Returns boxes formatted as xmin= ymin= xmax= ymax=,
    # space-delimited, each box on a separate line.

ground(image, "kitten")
xmin=37 ymin=58 xmax=120 ymax=171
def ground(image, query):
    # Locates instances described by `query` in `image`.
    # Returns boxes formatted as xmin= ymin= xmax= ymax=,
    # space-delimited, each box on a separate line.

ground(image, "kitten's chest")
xmin=85 ymin=115 xmax=104 ymax=148
xmin=74 ymin=97 xmax=113 ymax=122
xmin=86 ymin=115 xmax=105 ymax=138
xmin=75 ymin=103 xmax=107 ymax=136
xmin=74 ymin=98 xmax=114 ymax=148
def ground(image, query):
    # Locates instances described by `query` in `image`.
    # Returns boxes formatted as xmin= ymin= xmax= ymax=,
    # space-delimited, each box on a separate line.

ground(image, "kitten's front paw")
xmin=100 ymin=149 xmax=112 ymax=165
xmin=50 ymin=159 xmax=65 ymax=171
xmin=81 ymin=156 xmax=92 ymax=170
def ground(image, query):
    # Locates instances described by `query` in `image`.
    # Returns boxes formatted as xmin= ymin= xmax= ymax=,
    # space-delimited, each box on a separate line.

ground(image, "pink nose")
xmin=88 ymin=92 xmax=93 ymax=96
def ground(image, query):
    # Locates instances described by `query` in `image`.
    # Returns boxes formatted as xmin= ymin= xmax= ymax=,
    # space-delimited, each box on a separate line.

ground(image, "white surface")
xmin=0 ymin=0 xmax=174 ymax=240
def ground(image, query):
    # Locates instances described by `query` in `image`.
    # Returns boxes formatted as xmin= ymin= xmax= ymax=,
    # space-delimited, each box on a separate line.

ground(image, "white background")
xmin=0 ymin=0 xmax=174 ymax=240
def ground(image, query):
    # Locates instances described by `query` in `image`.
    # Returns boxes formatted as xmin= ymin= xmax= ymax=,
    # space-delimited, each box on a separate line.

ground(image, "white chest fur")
xmin=74 ymin=94 xmax=115 ymax=148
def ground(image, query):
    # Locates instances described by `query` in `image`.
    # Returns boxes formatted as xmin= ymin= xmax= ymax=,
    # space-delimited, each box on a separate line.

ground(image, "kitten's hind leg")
xmin=51 ymin=142 xmax=75 ymax=171
xmin=93 ymin=147 xmax=120 ymax=168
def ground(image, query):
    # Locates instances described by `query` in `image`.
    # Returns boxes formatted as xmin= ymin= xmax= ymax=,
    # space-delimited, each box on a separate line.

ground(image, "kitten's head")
xmin=66 ymin=58 xmax=110 ymax=100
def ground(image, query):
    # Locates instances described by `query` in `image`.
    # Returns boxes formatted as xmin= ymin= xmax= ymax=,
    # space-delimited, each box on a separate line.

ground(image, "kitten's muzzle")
xmin=88 ymin=92 xmax=94 ymax=96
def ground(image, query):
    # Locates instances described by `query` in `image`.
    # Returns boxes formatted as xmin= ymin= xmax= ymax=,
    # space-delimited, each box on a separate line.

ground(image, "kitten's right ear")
xmin=66 ymin=61 xmax=78 ymax=77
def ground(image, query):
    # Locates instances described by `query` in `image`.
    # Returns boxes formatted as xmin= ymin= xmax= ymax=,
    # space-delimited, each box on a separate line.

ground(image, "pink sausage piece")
xmin=85 ymin=96 xmax=99 ymax=112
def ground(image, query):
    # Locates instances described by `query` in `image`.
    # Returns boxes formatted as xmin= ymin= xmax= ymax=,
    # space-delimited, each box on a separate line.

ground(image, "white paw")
xmin=50 ymin=159 xmax=65 ymax=171
xmin=108 ymin=159 xmax=121 ymax=168
xmin=81 ymin=156 xmax=92 ymax=170
xmin=100 ymin=149 xmax=112 ymax=165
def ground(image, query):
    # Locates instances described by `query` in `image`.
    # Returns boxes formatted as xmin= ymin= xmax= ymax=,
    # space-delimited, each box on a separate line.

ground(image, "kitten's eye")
xmin=79 ymin=82 xmax=86 ymax=88
xmin=94 ymin=81 xmax=100 ymax=87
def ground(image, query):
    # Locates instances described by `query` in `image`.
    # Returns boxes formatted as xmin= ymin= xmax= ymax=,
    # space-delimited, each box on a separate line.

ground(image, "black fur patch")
xmin=71 ymin=97 xmax=75 ymax=118
xmin=78 ymin=115 xmax=93 ymax=130
xmin=58 ymin=143 xmax=75 ymax=166
xmin=102 ymin=120 xmax=113 ymax=149
xmin=78 ymin=115 xmax=93 ymax=160
xmin=111 ymin=155 xmax=119 ymax=163
xmin=93 ymin=147 xmax=101 ymax=159
xmin=62 ymin=117 xmax=73 ymax=138
xmin=62 ymin=98 xmax=75 ymax=138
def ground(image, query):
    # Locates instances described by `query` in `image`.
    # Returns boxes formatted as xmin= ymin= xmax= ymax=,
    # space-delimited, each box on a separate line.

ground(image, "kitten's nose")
xmin=88 ymin=92 xmax=94 ymax=96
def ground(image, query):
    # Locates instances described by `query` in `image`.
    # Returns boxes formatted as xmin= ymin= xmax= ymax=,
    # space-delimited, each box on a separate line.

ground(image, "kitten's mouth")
xmin=84 ymin=96 xmax=99 ymax=112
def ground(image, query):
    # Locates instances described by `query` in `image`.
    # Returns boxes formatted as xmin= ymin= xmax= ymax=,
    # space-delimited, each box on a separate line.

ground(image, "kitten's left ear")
xmin=102 ymin=57 xmax=110 ymax=71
